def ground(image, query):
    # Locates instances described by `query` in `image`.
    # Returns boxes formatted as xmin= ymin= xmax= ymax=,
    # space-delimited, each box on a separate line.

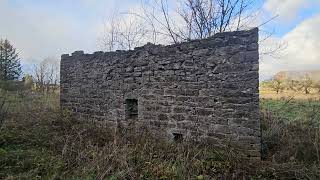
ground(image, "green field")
xmin=260 ymin=99 xmax=320 ymax=123
xmin=1 ymin=92 xmax=320 ymax=179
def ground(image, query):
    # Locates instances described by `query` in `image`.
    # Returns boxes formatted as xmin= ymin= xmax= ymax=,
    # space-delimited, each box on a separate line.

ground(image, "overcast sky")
xmin=0 ymin=0 xmax=319 ymax=80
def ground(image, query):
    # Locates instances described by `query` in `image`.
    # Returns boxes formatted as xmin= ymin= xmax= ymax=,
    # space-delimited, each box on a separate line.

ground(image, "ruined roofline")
xmin=61 ymin=27 xmax=258 ymax=59
xmin=60 ymin=26 xmax=260 ymax=159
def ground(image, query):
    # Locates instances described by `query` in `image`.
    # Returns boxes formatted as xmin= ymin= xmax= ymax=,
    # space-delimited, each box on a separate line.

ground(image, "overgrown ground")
xmin=1 ymin=91 xmax=320 ymax=179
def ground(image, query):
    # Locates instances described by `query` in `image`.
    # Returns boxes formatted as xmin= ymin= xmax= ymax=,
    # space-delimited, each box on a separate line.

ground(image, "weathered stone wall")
xmin=60 ymin=28 xmax=260 ymax=158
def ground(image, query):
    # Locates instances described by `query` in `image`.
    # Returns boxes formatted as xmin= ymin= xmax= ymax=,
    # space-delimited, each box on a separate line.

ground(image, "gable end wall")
xmin=60 ymin=28 xmax=260 ymax=159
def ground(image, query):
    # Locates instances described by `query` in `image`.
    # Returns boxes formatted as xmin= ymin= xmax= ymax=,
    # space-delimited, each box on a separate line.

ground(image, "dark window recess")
xmin=173 ymin=133 xmax=183 ymax=143
xmin=125 ymin=99 xmax=138 ymax=119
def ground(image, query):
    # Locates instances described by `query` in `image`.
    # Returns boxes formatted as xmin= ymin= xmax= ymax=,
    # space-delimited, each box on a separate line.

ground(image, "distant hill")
xmin=273 ymin=70 xmax=320 ymax=82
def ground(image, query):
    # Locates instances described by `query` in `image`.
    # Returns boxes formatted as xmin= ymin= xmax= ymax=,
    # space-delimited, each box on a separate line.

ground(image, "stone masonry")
xmin=60 ymin=28 xmax=260 ymax=158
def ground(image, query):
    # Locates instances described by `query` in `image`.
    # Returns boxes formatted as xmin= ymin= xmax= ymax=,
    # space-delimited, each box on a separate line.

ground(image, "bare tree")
xmin=139 ymin=0 xmax=269 ymax=42
xmin=286 ymin=79 xmax=300 ymax=92
xmin=177 ymin=0 xmax=253 ymax=40
xmin=271 ymin=72 xmax=286 ymax=94
xmin=314 ymin=81 xmax=320 ymax=94
xmin=101 ymin=10 xmax=150 ymax=51
xmin=102 ymin=12 xmax=119 ymax=51
xmin=300 ymin=74 xmax=313 ymax=94
xmin=101 ymin=0 xmax=257 ymax=48
xmin=33 ymin=58 xmax=59 ymax=94
xmin=271 ymin=78 xmax=283 ymax=94
xmin=101 ymin=0 xmax=283 ymax=54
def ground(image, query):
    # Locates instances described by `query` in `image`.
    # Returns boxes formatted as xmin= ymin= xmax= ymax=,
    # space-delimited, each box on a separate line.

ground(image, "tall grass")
xmin=1 ymin=92 xmax=320 ymax=179
xmin=0 ymin=90 xmax=9 ymax=127
xmin=261 ymin=98 xmax=320 ymax=169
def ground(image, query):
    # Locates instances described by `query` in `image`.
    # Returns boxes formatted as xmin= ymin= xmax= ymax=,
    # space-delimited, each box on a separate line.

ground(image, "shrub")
xmin=0 ymin=80 xmax=25 ymax=91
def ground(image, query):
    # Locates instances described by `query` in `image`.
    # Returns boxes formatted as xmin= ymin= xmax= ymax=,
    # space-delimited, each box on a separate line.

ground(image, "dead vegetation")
xmin=0 ymin=92 xmax=320 ymax=179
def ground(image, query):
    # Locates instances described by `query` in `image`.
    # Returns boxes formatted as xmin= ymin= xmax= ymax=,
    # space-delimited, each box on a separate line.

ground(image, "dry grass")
xmin=260 ymin=87 xmax=320 ymax=100
xmin=1 ymin=91 xmax=320 ymax=179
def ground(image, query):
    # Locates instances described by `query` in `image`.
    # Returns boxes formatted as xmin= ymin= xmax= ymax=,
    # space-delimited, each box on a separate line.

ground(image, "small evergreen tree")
xmin=0 ymin=39 xmax=22 ymax=80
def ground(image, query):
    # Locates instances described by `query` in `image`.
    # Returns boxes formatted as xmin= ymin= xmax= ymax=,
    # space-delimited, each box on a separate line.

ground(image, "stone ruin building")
xmin=60 ymin=28 xmax=260 ymax=159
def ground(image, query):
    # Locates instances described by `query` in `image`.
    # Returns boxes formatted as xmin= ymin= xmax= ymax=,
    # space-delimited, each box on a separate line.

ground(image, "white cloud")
xmin=263 ymin=0 xmax=308 ymax=20
xmin=0 ymin=0 xmax=104 ymax=65
xmin=1 ymin=0 xmax=319 ymax=81
xmin=260 ymin=14 xmax=320 ymax=80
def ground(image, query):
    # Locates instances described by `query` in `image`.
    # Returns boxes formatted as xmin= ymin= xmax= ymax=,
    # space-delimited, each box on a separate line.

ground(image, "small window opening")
xmin=173 ymin=133 xmax=183 ymax=143
xmin=125 ymin=99 xmax=138 ymax=119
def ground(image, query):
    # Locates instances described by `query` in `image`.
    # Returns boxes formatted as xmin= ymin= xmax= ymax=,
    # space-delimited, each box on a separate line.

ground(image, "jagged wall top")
xmin=61 ymin=27 xmax=258 ymax=60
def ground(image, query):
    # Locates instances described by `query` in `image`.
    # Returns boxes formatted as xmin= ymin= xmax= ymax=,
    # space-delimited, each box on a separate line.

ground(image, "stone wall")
xmin=60 ymin=28 xmax=260 ymax=158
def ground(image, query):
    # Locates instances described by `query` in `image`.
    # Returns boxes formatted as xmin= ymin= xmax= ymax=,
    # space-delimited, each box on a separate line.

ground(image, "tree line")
xmin=262 ymin=74 xmax=320 ymax=95
xmin=0 ymin=39 xmax=59 ymax=94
